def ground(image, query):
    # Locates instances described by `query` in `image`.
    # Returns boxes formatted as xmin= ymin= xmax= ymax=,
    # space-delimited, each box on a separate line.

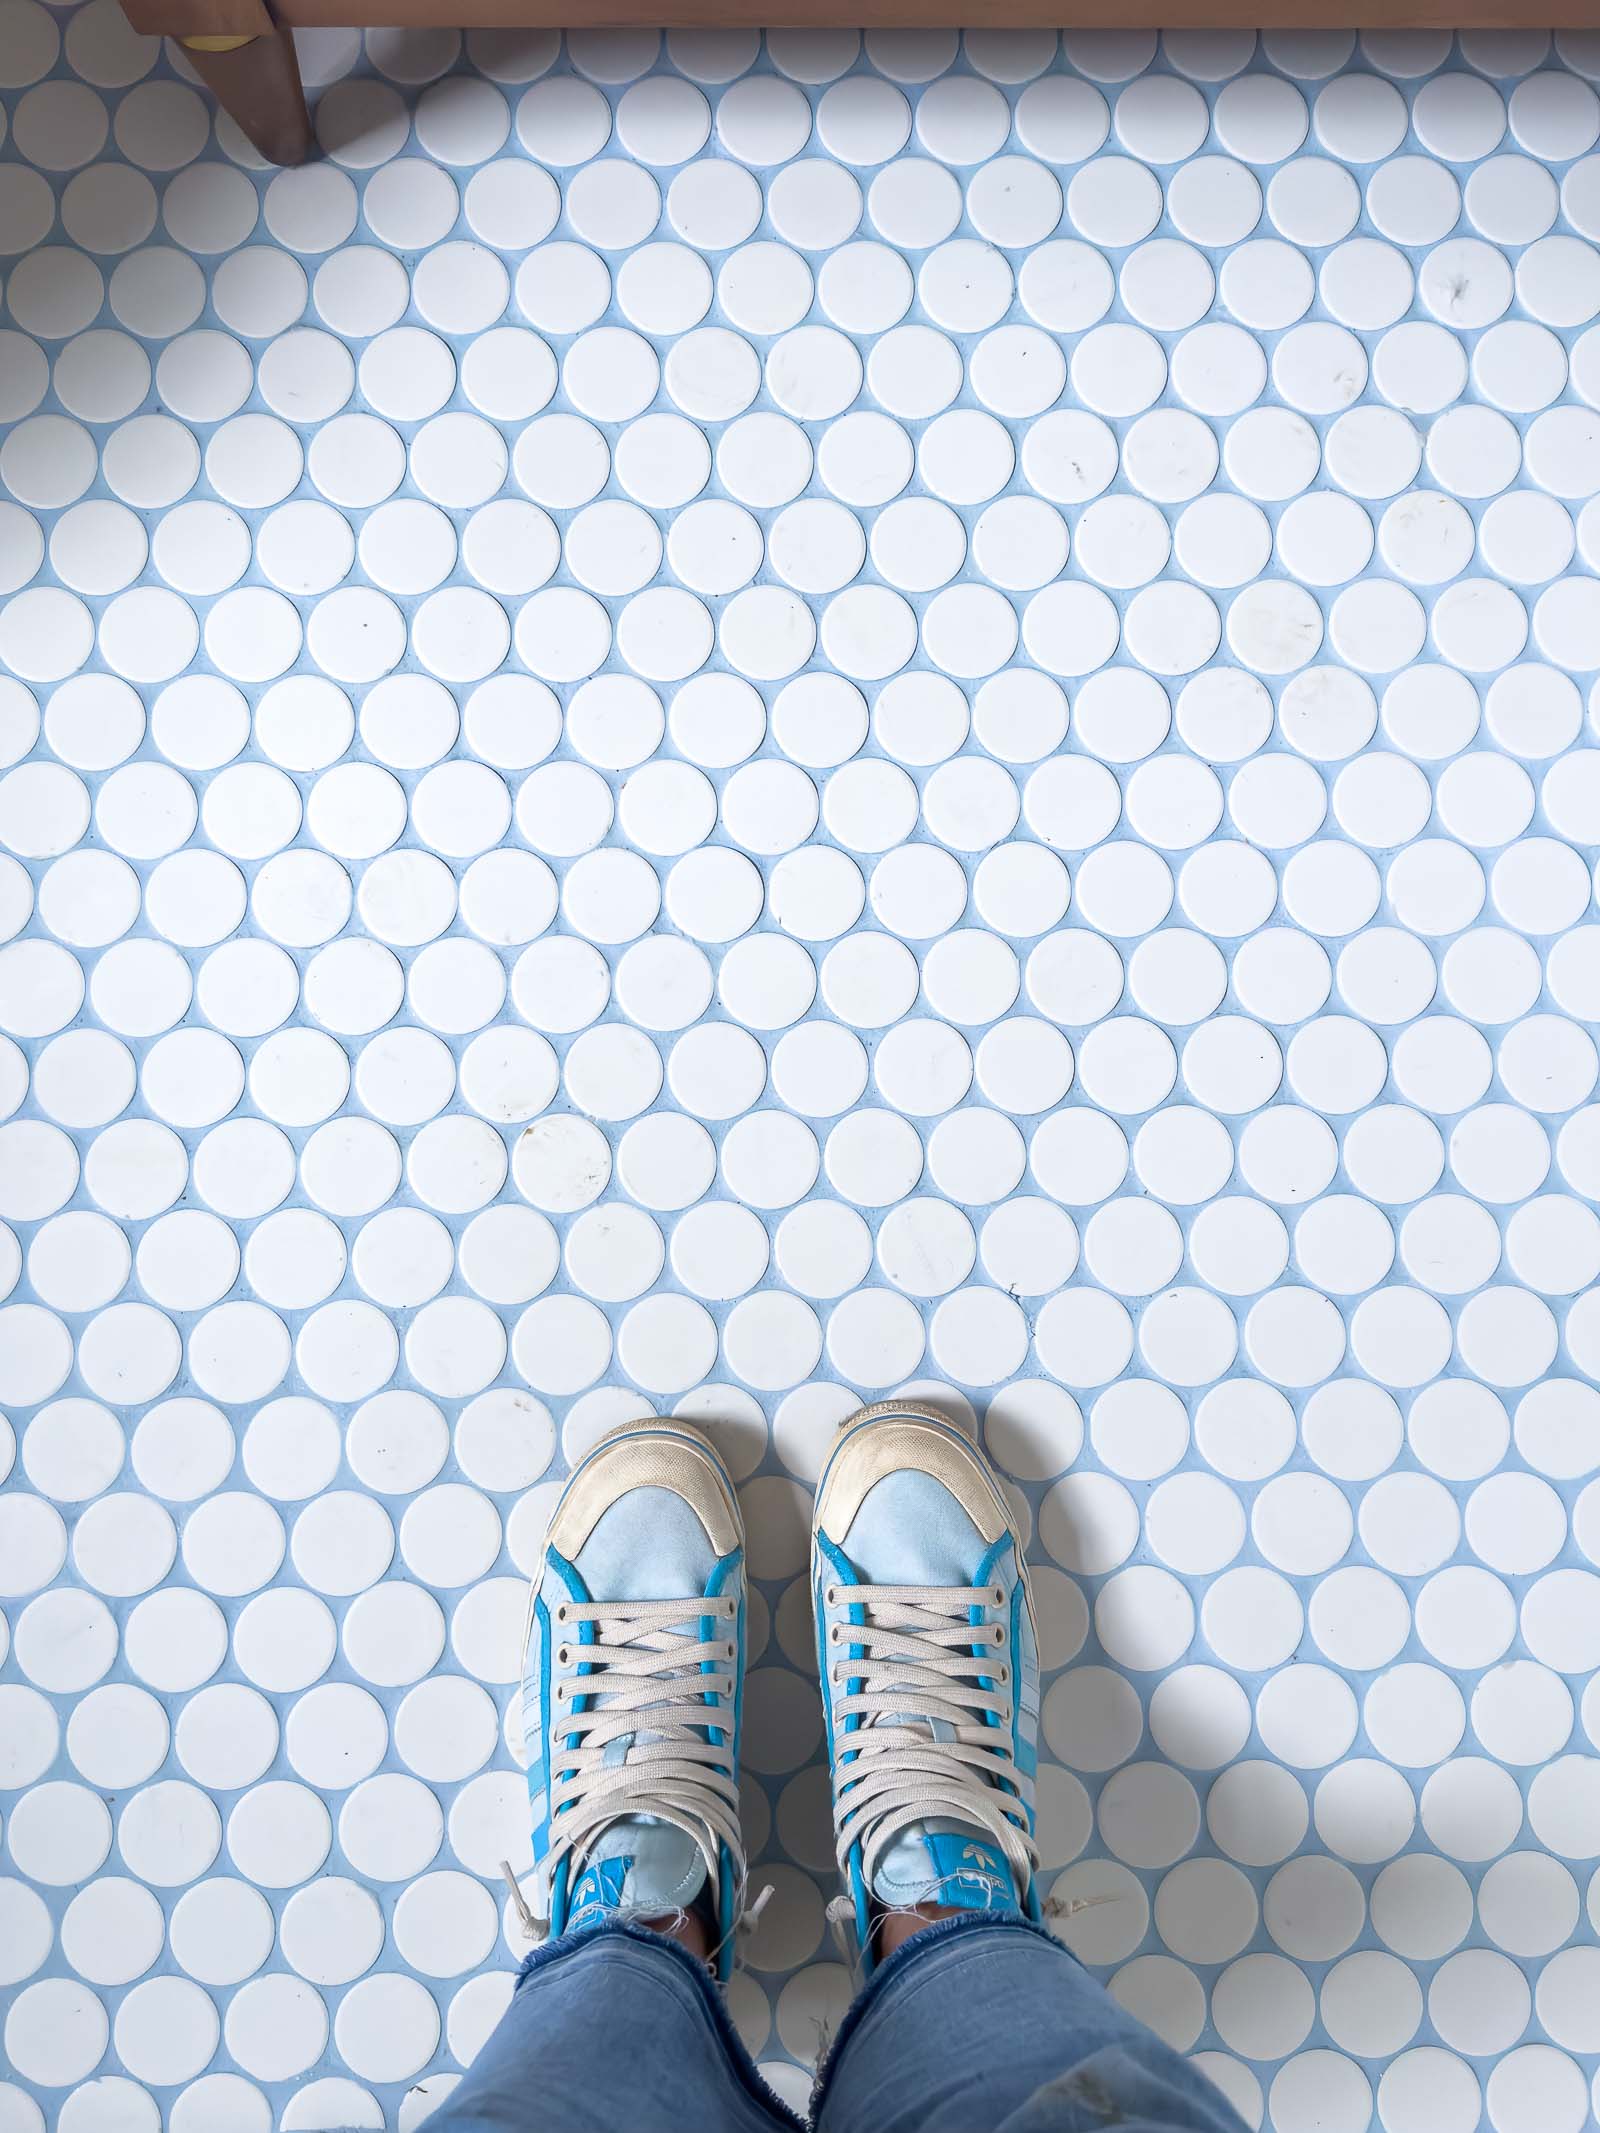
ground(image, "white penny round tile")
xmin=0 ymin=26 xmax=1594 ymax=2121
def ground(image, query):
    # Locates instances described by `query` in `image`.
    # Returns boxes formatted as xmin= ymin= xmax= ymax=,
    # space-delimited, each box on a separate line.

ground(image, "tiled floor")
xmin=3 ymin=11 xmax=1600 ymax=2129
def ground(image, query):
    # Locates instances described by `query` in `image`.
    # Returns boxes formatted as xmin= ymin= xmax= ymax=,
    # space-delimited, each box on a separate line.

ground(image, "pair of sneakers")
xmin=518 ymin=1402 xmax=1041 ymax=1979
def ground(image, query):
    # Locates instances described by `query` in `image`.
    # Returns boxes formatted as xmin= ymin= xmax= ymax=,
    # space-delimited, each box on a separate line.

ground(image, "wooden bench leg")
xmin=182 ymin=24 xmax=312 ymax=166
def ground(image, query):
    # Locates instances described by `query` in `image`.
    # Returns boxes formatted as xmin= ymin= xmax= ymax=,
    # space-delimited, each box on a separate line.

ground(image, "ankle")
xmin=873 ymin=1901 xmax=966 ymax=1960
xmin=638 ymin=1909 xmax=712 ymax=1965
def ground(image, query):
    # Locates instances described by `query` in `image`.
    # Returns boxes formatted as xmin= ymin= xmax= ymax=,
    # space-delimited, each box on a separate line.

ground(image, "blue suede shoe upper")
xmin=523 ymin=1427 xmax=746 ymax=1979
xmin=812 ymin=1412 xmax=1042 ymax=1974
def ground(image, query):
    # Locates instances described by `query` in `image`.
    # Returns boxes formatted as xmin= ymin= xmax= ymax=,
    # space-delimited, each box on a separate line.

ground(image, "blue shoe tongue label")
xmin=569 ymin=1855 xmax=631 ymax=1927
xmin=920 ymin=1833 xmax=1017 ymax=1912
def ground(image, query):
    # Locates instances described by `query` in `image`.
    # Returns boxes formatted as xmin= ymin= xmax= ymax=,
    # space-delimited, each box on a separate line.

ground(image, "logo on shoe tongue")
xmin=571 ymin=1855 xmax=631 ymax=1918
xmin=952 ymin=1842 xmax=1006 ymax=1899
xmin=922 ymin=1831 xmax=1010 ymax=1909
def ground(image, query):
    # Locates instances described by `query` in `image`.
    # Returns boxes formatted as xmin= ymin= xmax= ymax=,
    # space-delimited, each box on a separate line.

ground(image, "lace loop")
xmin=542 ymin=1594 xmax=745 ymax=1911
xmin=826 ymin=1580 xmax=1037 ymax=1900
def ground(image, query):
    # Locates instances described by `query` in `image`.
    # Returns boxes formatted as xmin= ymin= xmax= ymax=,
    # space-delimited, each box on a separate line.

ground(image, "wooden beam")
xmin=181 ymin=22 xmax=313 ymax=162
xmin=119 ymin=0 xmax=270 ymax=38
xmin=267 ymin=0 xmax=1600 ymax=23
xmin=125 ymin=0 xmax=1600 ymax=30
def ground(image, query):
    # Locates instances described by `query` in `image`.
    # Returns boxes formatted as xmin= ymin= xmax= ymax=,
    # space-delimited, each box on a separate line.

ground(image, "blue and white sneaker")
xmin=812 ymin=1401 xmax=1041 ymax=1972
xmin=520 ymin=1418 xmax=749 ymax=1980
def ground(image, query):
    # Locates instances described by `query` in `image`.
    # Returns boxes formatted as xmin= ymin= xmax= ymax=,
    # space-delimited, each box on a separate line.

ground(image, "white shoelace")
xmin=823 ymin=1579 xmax=1039 ymax=1900
xmin=537 ymin=1594 xmax=746 ymax=1915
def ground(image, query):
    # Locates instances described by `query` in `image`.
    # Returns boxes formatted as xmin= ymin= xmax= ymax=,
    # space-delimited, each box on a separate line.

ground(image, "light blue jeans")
xmin=425 ymin=1916 xmax=1250 ymax=2133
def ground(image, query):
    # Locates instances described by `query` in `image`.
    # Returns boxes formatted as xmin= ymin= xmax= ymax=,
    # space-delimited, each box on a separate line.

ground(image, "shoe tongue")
xmin=568 ymin=1816 xmax=710 ymax=1931
xmin=869 ymin=1818 xmax=1018 ymax=1914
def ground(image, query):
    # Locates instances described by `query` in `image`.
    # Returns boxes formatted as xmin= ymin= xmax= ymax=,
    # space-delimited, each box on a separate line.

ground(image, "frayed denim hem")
xmin=515 ymin=1919 xmax=807 ymax=2133
xmin=809 ymin=1915 xmax=1070 ymax=2122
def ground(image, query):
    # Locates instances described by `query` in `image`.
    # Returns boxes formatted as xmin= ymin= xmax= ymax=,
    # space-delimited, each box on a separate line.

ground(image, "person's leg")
xmin=813 ymin=1915 xmax=1249 ymax=2133
xmin=425 ymin=1920 xmax=797 ymax=2133
xmin=425 ymin=1416 xmax=798 ymax=2133
xmin=807 ymin=1403 xmax=1249 ymax=2133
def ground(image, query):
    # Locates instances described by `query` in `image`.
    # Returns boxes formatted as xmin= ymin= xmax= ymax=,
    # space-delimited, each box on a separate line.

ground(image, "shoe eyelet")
xmin=998 ymin=1664 xmax=1009 ymax=1684
xmin=991 ymin=1588 xmax=1004 ymax=1609
xmin=556 ymin=1645 xmax=571 ymax=1666
xmin=829 ymin=1624 xmax=841 ymax=1644
xmin=992 ymin=1626 xmax=1006 ymax=1646
xmin=555 ymin=1603 xmax=569 ymax=1623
